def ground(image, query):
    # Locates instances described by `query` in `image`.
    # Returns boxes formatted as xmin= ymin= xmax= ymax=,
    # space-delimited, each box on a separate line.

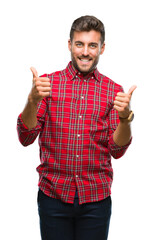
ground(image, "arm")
xmin=17 ymin=67 xmax=51 ymax=146
xmin=21 ymin=67 xmax=51 ymax=129
xmin=107 ymin=85 xmax=136 ymax=159
xmin=21 ymin=99 xmax=38 ymax=130
xmin=113 ymin=85 xmax=137 ymax=147
xmin=113 ymin=121 xmax=131 ymax=147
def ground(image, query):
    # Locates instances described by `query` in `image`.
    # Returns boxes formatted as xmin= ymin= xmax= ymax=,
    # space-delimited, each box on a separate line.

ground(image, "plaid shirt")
xmin=17 ymin=61 xmax=131 ymax=204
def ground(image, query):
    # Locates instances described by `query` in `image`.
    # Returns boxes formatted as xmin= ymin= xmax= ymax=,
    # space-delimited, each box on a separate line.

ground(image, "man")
xmin=17 ymin=15 xmax=136 ymax=240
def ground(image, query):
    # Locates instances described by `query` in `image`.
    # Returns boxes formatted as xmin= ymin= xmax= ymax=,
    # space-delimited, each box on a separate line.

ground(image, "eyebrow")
xmin=75 ymin=41 xmax=83 ymax=44
xmin=90 ymin=42 xmax=98 ymax=46
xmin=75 ymin=41 xmax=98 ymax=45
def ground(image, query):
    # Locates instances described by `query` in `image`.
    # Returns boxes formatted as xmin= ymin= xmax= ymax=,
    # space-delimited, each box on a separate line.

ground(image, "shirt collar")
xmin=66 ymin=61 xmax=101 ymax=82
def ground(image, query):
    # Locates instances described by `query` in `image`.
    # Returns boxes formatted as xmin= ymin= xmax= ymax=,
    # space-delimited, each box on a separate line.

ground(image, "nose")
xmin=82 ymin=45 xmax=89 ymax=56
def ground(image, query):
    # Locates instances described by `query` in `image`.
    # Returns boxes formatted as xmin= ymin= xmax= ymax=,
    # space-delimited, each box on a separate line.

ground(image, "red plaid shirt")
xmin=17 ymin=62 xmax=131 ymax=204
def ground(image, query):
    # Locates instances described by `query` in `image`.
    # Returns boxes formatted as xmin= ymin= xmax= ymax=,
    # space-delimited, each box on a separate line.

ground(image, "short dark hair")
xmin=70 ymin=15 xmax=105 ymax=44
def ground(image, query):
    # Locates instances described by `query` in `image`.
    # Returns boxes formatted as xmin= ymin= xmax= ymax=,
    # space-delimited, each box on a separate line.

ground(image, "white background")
xmin=0 ymin=0 xmax=153 ymax=239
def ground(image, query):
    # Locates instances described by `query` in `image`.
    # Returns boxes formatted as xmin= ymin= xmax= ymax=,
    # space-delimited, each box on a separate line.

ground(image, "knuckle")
xmin=122 ymin=102 xmax=127 ymax=108
xmin=35 ymin=80 xmax=41 ymax=87
xmin=35 ymin=86 xmax=40 ymax=92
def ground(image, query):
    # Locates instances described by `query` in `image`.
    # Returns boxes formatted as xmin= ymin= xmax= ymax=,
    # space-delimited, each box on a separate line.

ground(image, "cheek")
xmin=90 ymin=50 xmax=100 ymax=58
xmin=73 ymin=49 xmax=81 ymax=56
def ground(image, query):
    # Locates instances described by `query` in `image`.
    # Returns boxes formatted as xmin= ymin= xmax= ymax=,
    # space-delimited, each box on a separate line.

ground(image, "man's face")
xmin=68 ymin=30 xmax=105 ymax=75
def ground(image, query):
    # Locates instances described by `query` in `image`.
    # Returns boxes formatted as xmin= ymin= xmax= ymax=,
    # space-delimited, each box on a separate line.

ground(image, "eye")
xmin=75 ymin=42 xmax=83 ymax=47
xmin=90 ymin=44 xmax=97 ymax=49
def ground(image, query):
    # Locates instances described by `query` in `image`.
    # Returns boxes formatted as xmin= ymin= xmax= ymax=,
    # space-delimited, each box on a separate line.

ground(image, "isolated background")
xmin=0 ymin=0 xmax=152 ymax=239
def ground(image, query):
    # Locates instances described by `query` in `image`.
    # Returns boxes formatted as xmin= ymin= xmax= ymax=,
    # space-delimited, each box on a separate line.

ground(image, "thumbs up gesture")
xmin=114 ymin=85 xmax=137 ymax=119
xmin=29 ymin=67 xmax=51 ymax=104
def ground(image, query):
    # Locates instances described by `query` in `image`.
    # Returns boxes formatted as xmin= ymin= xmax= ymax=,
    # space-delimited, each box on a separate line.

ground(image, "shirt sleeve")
xmin=107 ymin=85 xmax=132 ymax=159
xmin=17 ymin=98 xmax=47 ymax=146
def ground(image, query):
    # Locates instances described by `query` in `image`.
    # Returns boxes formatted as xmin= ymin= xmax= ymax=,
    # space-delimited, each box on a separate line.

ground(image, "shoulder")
xmin=97 ymin=71 xmax=123 ymax=93
xmin=40 ymin=68 xmax=67 ymax=80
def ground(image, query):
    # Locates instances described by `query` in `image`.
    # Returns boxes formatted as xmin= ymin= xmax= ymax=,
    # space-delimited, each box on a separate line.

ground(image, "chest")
xmin=48 ymin=78 xmax=113 ymax=121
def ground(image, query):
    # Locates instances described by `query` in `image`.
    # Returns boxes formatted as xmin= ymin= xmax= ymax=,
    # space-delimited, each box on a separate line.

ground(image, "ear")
xmin=68 ymin=39 xmax=72 ymax=52
xmin=100 ymin=42 xmax=105 ymax=55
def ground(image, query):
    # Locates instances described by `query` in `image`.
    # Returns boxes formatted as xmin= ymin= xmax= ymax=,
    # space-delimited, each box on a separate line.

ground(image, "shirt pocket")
xmin=49 ymin=92 xmax=77 ymax=118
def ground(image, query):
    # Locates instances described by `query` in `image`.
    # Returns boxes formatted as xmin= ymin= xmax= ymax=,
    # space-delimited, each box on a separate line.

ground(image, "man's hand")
xmin=29 ymin=67 xmax=51 ymax=104
xmin=114 ymin=85 xmax=137 ymax=119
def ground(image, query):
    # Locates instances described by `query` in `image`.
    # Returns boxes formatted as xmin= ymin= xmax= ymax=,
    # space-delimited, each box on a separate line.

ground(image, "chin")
xmin=71 ymin=58 xmax=95 ymax=75
xmin=77 ymin=63 xmax=93 ymax=73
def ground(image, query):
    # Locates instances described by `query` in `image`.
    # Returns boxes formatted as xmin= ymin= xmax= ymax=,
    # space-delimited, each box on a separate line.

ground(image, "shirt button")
xmin=91 ymin=77 xmax=94 ymax=79
xmin=76 ymin=155 xmax=79 ymax=158
xmin=81 ymin=96 xmax=84 ymax=99
xmin=76 ymin=175 xmax=79 ymax=178
xmin=84 ymin=79 xmax=87 ymax=82
xmin=79 ymin=115 xmax=82 ymax=118
xmin=77 ymin=134 xmax=81 ymax=137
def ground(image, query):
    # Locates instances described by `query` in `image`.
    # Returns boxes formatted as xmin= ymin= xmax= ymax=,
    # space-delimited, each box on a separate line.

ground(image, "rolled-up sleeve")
xmin=108 ymin=134 xmax=132 ymax=159
xmin=17 ymin=98 xmax=47 ymax=146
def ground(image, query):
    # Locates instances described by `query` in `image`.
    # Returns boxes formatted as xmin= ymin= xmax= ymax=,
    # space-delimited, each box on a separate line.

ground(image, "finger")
xmin=38 ymin=77 xmax=50 ymax=82
xmin=33 ymin=78 xmax=51 ymax=89
xmin=39 ymin=91 xmax=51 ymax=97
xmin=114 ymin=100 xmax=128 ymax=108
xmin=117 ymin=92 xmax=126 ymax=97
xmin=113 ymin=105 xmax=123 ymax=112
xmin=30 ymin=67 xmax=38 ymax=78
xmin=115 ymin=96 xmax=129 ymax=103
xmin=35 ymin=79 xmax=51 ymax=89
xmin=37 ymin=81 xmax=51 ymax=88
xmin=128 ymin=85 xmax=137 ymax=96
xmin=36 ymin=86 xmax=51 ymax=92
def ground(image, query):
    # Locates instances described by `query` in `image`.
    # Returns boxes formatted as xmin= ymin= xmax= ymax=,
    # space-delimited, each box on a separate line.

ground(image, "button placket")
xmin=75 ymin=77 xmax=86 ymax=184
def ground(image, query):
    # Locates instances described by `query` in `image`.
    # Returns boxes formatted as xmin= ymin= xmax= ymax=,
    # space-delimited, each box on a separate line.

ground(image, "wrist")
xmin=119 ymin=111 xmax=134 ymax=123
xmin=119 ymin=118 xmax=131 ymax=125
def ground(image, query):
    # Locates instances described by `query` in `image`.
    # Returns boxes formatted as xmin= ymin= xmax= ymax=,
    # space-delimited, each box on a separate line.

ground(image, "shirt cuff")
xmin=17 ymin=113 xmax=40 ymax=132
xmin=108 ymin=134 xmax=132 ymax=159
xmin=109 ymin=134 xmax=132 ymax=150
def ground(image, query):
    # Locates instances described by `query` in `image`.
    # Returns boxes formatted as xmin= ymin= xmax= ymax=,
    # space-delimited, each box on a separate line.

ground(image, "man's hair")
xmin=70 ymin=15 xmax=105 ymax=44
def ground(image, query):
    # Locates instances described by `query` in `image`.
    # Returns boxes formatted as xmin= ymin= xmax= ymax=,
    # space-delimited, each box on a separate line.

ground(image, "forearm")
xmin=113 ymin=121 xmax=131 ymax=147
xmin=21 ymin=96 xmax=38 ymax=129
xmin=17 ymin=96 xmax=46 ymax=146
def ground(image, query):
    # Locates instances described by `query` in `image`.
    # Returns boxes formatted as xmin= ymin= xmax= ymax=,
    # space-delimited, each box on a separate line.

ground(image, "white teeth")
xmin=80 ymin=59 xmax=90 ymax=62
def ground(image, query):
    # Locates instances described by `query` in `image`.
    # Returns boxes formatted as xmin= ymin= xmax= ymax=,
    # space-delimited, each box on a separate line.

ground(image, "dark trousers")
xmin=38 ymin=189 xmax=111 ymax=240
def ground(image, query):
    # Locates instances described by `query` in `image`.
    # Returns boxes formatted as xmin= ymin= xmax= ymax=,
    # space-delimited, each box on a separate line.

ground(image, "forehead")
xmin=72 ymin=30 xmax=101 ymax=43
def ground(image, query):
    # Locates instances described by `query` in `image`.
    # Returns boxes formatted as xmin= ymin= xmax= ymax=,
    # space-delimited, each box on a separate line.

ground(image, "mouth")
xmin=78 ymin=57 xmax=92 ymax=63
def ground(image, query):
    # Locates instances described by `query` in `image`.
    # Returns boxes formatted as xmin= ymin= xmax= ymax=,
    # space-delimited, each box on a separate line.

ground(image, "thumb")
xmin=128 ymin=85 xmax=137 ymax=96
xmin=30 ymin=67 xmax=38 ymax=78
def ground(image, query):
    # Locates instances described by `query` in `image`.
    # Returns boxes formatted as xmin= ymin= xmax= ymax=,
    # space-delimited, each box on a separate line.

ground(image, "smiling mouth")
xmin=78 ymin=57 xmax=92 ymax=63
